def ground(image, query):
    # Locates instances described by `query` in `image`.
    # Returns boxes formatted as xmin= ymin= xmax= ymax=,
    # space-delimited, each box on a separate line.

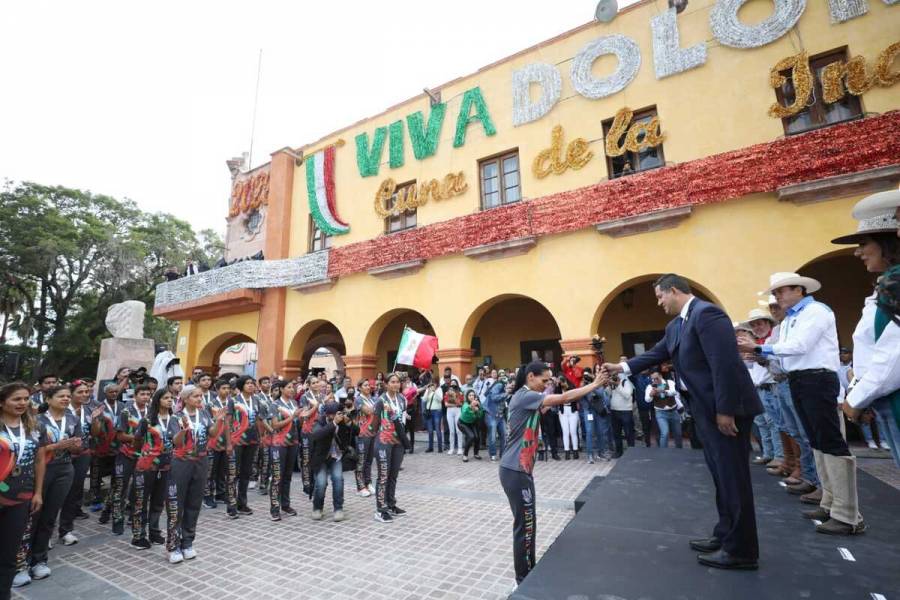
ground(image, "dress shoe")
xmin=766 ymin=465 xmax=789 ymax=477
xmin=786 ymin=482 xmax=816 ymax=495
xmin=802 ymin=507 xmax=830 ymax=520
xmin=752 ymin=456 xmax=772 ymax=465
xmin=781 ymin=476 xmax=802 ymax=486
xmin=816 ymin=518 xmax=866 ymax=536
xmin=689 ymin=537 xmax=721 ymax=553
xmin=697 ymin=549 xmax=758 ymax=570
xmin=800 ymin=488 xmax=823 ymax=505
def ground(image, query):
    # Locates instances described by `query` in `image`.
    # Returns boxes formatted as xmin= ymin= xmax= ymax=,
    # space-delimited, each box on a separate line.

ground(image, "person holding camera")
xmin=444 ymin=382 xmax=464 ymax=455
xmin=459 ymin=391 xmax=484 ymax=462
xmin=310 ymin=402 xmax=352 ymax=522
xmin=579 ymin=370 xmax=611 ymax=463
xmin=647 ymin=371 xmax=684 ymax=449
xmin=422 ymin=381 xmax=444 ymax=453
xmin=484 ymin=374 xmax=509 ymax=462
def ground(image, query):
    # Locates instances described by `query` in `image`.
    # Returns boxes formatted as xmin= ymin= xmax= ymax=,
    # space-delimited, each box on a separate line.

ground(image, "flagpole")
xmin=391 ymin=325 xmax=407 ymax=374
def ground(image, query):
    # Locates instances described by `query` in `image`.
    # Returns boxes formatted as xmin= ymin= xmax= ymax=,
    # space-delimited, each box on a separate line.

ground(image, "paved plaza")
xmin=12 ymin=445 xmax=897 ymax=600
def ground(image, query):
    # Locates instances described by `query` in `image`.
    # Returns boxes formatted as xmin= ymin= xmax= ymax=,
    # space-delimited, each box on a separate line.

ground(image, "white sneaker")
xmin=48 ymin=538 xmax=54 ymax=550
xmin=880 ymin=441 xmax=891 ymax=450
xmin=248 ymin=481 xmax=257 ymax=490
xmin=182 ymin=547 xmax=197 ymax=560
xmin=867 ymin=440 xmax=878 ymax=449
xmin=311 ymin=509 xmax=323 ymax=521
xmin=169 ymin=550 xmax=184 ymax=564
xmin=357 ymin=489 xmax=371 ymax=498
xmin=367 ymin=483 xmax=376 ymax=494
xmin=333 ymin=510 xmax=345 ymax=522
xmin=456 ymin=448 xmax=463 ymax=455
xmin=446 ymin=448 xmax=453 ymax=455
xmin=30 ymin=563 xmax=51 ymax=580
xmin=61 ymin=532 xmax=79 ymax=546
xmin=12 ymin=570 xmax=31 ymax=587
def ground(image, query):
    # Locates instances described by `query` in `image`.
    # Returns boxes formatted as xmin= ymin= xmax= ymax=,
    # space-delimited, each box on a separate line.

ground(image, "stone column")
xmin=344 ymin=355 xmax=377 ymax=383
xmin=435 ymin=348 xmax=475 ymax=380
xmin=280 ymin=359 xmax=304 ymax=381
xmin=559 ymin=338 xmax=601 ymax=369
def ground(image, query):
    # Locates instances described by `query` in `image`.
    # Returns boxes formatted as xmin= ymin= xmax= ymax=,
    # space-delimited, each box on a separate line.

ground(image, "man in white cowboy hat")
xmin=741 ymin=310 xmax=784 ymax=470
xmin=758 ymin=296 xmax=822 ymax=500
xmin=849 ymin=186 xmax=900 ymax=238
xmin=738 ymin=273 xmax=864 ymax=535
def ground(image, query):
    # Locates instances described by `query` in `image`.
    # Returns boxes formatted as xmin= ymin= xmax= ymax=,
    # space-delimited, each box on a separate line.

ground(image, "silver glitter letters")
xmin=710 ymin=0 xmax=806 ymax=49
xmin=827 ymin=0 xmax=868 ymax=22
xmin=571 ymin=35 xmax=641 ymax=99
xmin=651 ymin=7 xmax=708 ymax=79
xmin=512 ymin=63 xmax=563 ymax=126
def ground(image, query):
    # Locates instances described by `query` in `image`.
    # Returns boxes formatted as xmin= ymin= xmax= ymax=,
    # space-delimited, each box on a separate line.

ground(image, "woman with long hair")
xmin=299 ymin=377 xmax=324 ymax=498
xmin=444 ymin=383 xmax=463 ymax=455
xmin=458 ymin=390 xmax=484 ymax=462
xmin=169 ymin=386 xmax=219 ymax=563
xmin=57 ymin=380 xmax=93 ymax=545
xmin=557 ymin=378 xmax=580 ymax=460
xmin=130 ymin=388 xmax=178 ymax=552
xmin=110 ymin=384 xmax=152 ymax=536
xmin=372 ymin=373 xmax=408 ymax=523
xmin=1 ymin=382 xmax=45 ymax=597
xmin=354 ymin=379 xmax=377 ymax=497
xmin=23 ymin=386 xmax=82 ymax=582
xmin=203 ymin=379 xmax=235 ymax=515
xmin=230 ymin=376 xmax=261 ymax=515
xmin=267 ymin=381 xmax=303 ymax=521
xmin=88 ymin=384 xmax=125 ymax=520
xmin=499 ymin=361 xmax=606 ymax=584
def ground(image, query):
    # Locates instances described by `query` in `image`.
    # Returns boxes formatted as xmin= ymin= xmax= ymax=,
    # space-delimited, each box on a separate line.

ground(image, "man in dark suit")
xmin=603 ymin=273 xmax=763 ymax=569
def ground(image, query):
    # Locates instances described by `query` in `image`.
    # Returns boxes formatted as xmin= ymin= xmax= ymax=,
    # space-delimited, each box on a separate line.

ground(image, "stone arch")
xmin=196 ymin=331 xmax=256 ymax=374
xmin=460 ymin=294 xmax=563 ymax=370
xmin=362 ymin=308 xmax=435 ymax=373
xmin=591 ymin=274 xmax=722 ymax=360
xmin=797 ymin=247 xmax=871 ymax=347
xmin=285 ymin=319 xmax=347 ymax=378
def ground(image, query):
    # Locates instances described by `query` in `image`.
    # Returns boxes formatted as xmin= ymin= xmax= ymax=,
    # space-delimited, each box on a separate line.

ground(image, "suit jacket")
xmin=627 ymin=299 xmax=762 ymax=419
xmin=309 ymin=419 xmax=352 ymax=473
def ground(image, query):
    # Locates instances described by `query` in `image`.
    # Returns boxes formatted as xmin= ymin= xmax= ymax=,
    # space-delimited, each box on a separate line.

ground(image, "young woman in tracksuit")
xmin=90 ymin=386 xmax=124 ymax=521
xmin=230 ymin=376 xmax=262 ymax=515
xmin=22 ymin=386 xmax=81 ymax=583
xmin=299 ymin=378 xmax=324 ymax=498
xmin=57 ymin=380 xmax=93 ymax=546
xmin=170 ymin=386 xmax=218 ymax=564
xmin=203 ymin=379 xmax=235 ymax=515
xmin=111 ymin=384 xmax=152 ymax=535
xmin=499 ymin=362 xmax=606 ymax=584
xmin=372 ymin=373 xmax=407 ymax=523
xmin=354 ymin=379 xmax=377 ymax=497
xmin=267 ymin=381 xmax=303 ymax=520
xmin=1 ymin=383 xmax=46 ymax=599
xmin=130 ymin=388 xmax=178 ymax=552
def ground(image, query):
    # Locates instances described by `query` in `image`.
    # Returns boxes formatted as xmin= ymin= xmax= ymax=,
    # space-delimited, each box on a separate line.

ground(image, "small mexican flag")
xmin=396 ymin=326 xmax=439 ymax=369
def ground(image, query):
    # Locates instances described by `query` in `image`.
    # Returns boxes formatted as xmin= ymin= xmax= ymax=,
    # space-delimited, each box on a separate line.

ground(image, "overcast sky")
xmin=0 ymin=0 xmax=632 ymax=234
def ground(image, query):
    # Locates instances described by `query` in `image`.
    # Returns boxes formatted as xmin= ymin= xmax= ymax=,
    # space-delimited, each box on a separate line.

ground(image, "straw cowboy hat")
xmin=746 ymin=308 xmax=776 ymax=324
xmin=831 ymin=210 xmax=899 ymax=245
xmin=765 ymin=272 xmax=821 ymax=294
xmin=732 ymin=321 xmax=754 ymax=334
xmin=757 ymin=294 xmax=778 ymax=307
xmin=850 ymin=187 xmax=900 ymax=220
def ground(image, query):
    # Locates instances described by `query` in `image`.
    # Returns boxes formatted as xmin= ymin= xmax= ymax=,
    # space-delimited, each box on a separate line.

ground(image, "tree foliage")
xmin=0 ymin=181 xmax=223 ymax=380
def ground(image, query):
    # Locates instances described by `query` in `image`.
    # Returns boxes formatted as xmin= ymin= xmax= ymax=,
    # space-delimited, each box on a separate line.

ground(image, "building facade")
xmin=155 ymin=0 xmax=900 ymax=381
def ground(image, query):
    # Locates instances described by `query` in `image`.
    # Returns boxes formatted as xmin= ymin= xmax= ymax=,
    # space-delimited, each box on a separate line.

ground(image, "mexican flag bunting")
xmin=306 ymin=145 xmax=350 ymax=236
xmin=396 ymin=326 xmax=439 ymax=369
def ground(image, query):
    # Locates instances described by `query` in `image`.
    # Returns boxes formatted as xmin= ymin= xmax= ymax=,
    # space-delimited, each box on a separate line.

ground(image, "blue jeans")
xmin=873 ymin=398 xmax=900 ymax=468
xmin=425 ymin=409 xmax=443 ymax=451
xmin=655 ymin=409 xmax=683 ymax=448
xmin=313 ymin=458 xmax=344 ymax=511
xmin=486 ymin=413 xmax=507 ymax=458
xmin=581 ymin=409 xmax=614 ymax=455
xmin=754 ymin=387 xmax=784 ymax=459
xmin=776 ymin=381 xmax=819 ymax=486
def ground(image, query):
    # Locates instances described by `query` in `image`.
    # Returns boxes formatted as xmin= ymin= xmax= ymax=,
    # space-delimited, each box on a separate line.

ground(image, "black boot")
xmin=573 ymin=450 xmax=580 ymax=460
xmin=565 ymin=451 xmax=571 ymax=460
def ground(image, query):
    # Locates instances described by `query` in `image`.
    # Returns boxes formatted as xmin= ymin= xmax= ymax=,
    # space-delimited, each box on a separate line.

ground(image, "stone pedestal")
xmin=95 ymin=337 xmax=156 ymax=389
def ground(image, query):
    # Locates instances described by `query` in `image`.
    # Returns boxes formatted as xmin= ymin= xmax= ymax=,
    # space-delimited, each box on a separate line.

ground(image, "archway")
xmin=285 ymin=320 xmax=347 ymax=379
xmin=593 ymin=275 xmax=721 ymax=361
xmin=797 ymin=248 xmax=872 ymax=349
xmin=461 ymin=295 xmax=563 ymax=372
xmin=363 ymin=309 xmax=435 ymax=375
xmin=196 ymin=332 xmax=257 ymax=377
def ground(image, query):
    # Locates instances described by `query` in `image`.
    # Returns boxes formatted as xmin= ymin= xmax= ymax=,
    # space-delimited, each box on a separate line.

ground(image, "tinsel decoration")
xmin=329 ymin=111 xmax=900 ymax=279
xmin=407 ymin=103 xmax=446 ymax=160
xmin=453 ymin=87 xmax=497 ymax=148
xmin=767 ymin=52 xmax=812 ymax=118
xmin=389 ymin=120 xmax=405 ymax=169
xmin=826 ymin=0 xmax=868 ymax=23
xmin=374 ymin=173 xmax=468 ymax=217
xmin=356 ymin=127 xmax=387 ymax=177
xmin=571 ymin=35 xmax=641 ymax=99
xmin=883 ymin=0 xmax=899 ymax=5
xmin=512 ymin=63 xmax=562 ymax=126
xmin=650 ymin=7 xmax=707 ymax=79
xmin=710 ymin=0 xmax=806 ymax=49
xmin=875 ymin=41 xmax=900 ymax=86
xmin=604 ymin=108 xmax=665 ymax=156
xmin=229 ymin=171 xmax=270 ymax=217
xmin=822 ymin=56 xmax=873 ymax=103
xmin=532 ymin=125 xmax=593 ymax=179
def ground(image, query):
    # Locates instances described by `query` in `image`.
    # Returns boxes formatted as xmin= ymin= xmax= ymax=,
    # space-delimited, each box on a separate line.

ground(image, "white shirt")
xmin=644 ymin=379 xmax=683 ymax=410
xmin=846 ymin=292 xmax=900 ymax=409
xmin=746 ymin=360 xmax=774 ymax=387
xmin=763 ymin=296 xmax=840 ymax=373
xmin=609 ymin=377 xmax=635 ymax=411
xmin=620 ymin=297 xmax=696 ymax=381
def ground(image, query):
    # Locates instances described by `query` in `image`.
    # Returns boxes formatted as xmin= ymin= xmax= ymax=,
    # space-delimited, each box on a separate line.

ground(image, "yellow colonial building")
xmin=155 ymin=0 xmax=900 ymax=381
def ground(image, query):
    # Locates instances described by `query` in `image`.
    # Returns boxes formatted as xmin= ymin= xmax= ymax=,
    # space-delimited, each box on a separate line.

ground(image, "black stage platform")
xmin=514 ymin=447 xmax=900 ymax=600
